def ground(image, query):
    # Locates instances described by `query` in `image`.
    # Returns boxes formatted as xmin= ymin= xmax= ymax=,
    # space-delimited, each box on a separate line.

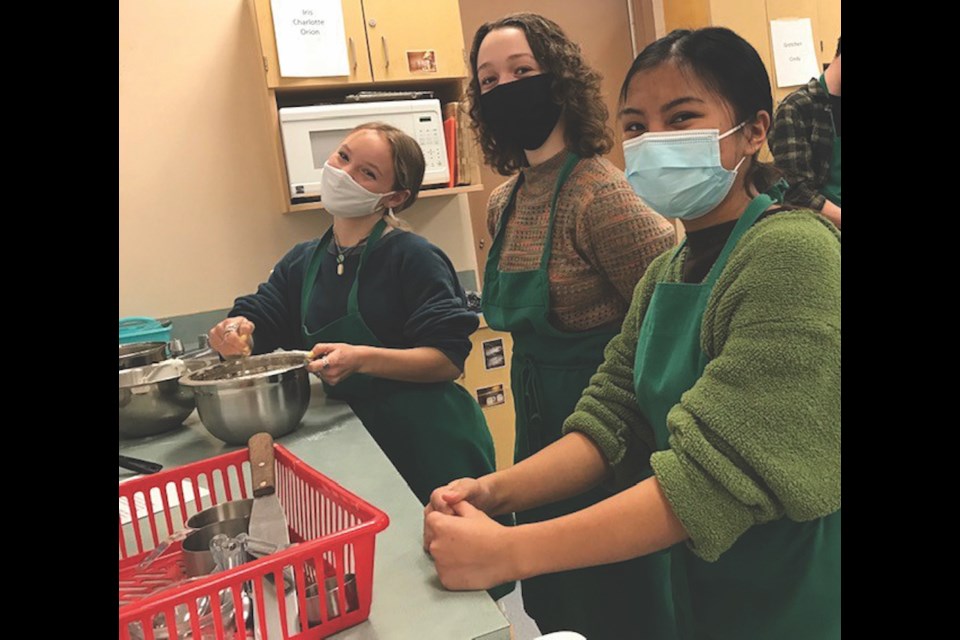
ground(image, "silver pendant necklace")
xmin=331 ymin=232 xmax=369 ymax=276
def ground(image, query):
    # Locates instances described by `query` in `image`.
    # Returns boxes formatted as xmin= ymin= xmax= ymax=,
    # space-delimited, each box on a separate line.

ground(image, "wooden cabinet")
xmin=362 ymin=0 xmax=468 ymax=82
xmin=815 ymin=0 xmax=841 ymax=67
xmin=762 ymin=0 xmax=836 ymax=104
xmin=245 ymin=0 xmax=480 ymax=214
xmin=251 ymin=0 xmax=467 ymax=89
xmin=458 ymin=322 xmax=516 ymax=471
xmin=657 ymin=0 xmax=841 ymax=105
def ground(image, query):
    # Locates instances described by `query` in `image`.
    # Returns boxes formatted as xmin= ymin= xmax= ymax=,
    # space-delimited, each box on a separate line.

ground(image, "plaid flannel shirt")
xmin=769 ymin=77 xmax=837 ymax=211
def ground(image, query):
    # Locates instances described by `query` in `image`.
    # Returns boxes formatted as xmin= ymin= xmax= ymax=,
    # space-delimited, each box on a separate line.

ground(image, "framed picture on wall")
xmin=482 ymin=338 xmax=505 ymax=370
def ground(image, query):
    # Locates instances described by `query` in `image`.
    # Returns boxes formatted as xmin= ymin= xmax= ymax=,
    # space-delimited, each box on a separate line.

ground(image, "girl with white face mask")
xmin=424 ymin=28 xmax=840 ymax=640
xmin=208 ymin=124 xmax=503 ymax=544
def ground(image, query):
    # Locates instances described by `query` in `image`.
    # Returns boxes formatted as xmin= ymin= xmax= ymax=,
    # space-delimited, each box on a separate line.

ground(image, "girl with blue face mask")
xmin=424 ymin=27 xmax=840 ymax=640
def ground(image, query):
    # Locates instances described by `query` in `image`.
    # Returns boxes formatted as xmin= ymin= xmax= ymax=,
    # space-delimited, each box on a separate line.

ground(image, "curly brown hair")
xmin=466 ymin=13 xmax=613 ymax=176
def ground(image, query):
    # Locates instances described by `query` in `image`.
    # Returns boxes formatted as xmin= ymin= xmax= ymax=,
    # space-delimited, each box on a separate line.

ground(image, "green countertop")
xmin=119 ymin=378 xmax=510 ymax=640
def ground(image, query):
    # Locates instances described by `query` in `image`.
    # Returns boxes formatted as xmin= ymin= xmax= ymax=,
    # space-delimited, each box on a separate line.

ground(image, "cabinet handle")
xmin=382 ymin=36 xmax=389 ymax=69
xmin=479 ymin=238 xmax=485 ymax=249
xmin=348 ymin=37 xmax=357 ymax=73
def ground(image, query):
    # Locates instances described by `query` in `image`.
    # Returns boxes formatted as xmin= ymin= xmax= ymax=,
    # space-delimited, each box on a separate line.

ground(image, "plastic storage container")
xmin=119 ymin=444 xmax=390 ymax=639
xmin=120 ymin=317 xmax=173 ymax=345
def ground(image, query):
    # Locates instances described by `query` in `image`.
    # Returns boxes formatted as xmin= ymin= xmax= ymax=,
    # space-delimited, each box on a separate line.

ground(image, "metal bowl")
xmin=182 ymin=517 xmax=251 ymax=577
xmin=306 ymin=573 xmax=359 ymax=622
xmin=186 ymin=499 xmax=254 ymax=530
xmin=179 ymin=351 xmax=311 ymax=445
xmin=119 ymin=360 xmax=195 ymax=438
xmin=119 ymin=341 xmax=168 ymax=370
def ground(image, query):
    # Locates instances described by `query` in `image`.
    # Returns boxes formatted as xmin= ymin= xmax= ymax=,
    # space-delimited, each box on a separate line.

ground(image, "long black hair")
xmin=620 ymin=28 xmax=781 ymax=195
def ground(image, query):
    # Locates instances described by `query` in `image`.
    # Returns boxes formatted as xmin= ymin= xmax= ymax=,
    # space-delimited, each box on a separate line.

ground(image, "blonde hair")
xmin=350 ymin=122 xmax=425 ymax=231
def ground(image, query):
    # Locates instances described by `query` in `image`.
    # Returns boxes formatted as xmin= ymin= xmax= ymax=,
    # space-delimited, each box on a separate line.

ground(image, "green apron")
xmin=301 ymin=219 xmax=514 ymax=599
xmin=633 ymin=194 xmax=841 ymax=640
xmin=820 ymin=75 xmax=842 ymax=206
xmin=482 ymin=152 xmax=677 ymax=639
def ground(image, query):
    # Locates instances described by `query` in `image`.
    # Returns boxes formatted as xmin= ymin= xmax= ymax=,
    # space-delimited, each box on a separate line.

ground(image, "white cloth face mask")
xmin=320 ymin=162 xmax=395 ymax=218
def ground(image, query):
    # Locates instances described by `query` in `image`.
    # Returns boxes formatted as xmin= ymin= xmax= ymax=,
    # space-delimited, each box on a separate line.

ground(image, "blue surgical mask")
xmin=623 ymin=123 xmax=747 ymax=220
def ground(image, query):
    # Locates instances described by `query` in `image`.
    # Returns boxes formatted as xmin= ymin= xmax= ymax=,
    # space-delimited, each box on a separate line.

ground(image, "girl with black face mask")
xmin=423 ymin=13 xmax=676 ymax=640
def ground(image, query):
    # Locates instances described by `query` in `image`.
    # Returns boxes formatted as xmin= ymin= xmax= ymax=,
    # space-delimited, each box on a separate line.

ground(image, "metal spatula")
xmin=247 ymin=433 xmax=290 ymax=552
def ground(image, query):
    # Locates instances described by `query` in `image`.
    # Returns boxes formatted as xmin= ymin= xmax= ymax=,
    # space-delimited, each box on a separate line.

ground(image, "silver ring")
xmin=224 ymin=323 xmax=239 ymax=333
xmin=320 ymin=356 xmax=328 ymax=369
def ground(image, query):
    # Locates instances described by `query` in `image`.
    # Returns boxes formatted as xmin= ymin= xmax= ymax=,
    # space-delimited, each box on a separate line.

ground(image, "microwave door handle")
xmin=381 ymin=36 xmax=389 ymax=70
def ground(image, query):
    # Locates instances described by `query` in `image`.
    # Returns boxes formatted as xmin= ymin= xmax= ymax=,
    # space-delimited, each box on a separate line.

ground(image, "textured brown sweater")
xmin=487 ymin=151 xmax=676 ymax=331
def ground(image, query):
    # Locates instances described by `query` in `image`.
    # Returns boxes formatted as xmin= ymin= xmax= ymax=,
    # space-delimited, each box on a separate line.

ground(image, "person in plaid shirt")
xmin=769 ymin=37 xmax=841 ymax=229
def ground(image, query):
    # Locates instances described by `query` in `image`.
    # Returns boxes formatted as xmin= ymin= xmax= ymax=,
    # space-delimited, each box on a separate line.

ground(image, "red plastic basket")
xmin=119 ymin=444 xmax=389 ymax=639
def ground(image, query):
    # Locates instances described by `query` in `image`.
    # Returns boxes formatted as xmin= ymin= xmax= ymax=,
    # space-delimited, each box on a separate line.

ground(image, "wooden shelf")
xmin=274 ymin=77 xmax=469 ymax=103
xmin=287 ymin=183 xmax=483 ymax=214
xmin=420 ymin=183 xmax=484 ymax=196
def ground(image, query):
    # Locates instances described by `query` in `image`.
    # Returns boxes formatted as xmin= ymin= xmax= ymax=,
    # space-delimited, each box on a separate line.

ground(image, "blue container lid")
xmin=119 ymin=317 xmax=172 ymax=343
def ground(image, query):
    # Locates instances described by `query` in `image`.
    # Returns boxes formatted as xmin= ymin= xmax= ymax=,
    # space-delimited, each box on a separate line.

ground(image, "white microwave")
xmin=278 ymin=99 xmax=449 ymax=201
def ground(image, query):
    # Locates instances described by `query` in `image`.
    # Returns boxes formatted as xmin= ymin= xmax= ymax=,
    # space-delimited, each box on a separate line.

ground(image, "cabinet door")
xmin=251 ymin=0 xmax=373 ymax=88
xmin=363 ymin=0 xmax=468 ymax=81
xmin=765 ymin=0 xmax=824 ymax=104
xmin=817 ymin=0 xmax=841 ymax=66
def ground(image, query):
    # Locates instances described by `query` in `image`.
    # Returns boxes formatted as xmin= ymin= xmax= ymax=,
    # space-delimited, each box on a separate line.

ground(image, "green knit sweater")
xmin=563 ymin=210 xmax=841 ymax=562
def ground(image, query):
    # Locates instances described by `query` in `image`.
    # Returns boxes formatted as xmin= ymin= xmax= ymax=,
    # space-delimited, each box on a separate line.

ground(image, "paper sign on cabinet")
xmin=769 ymin=18 xmax=821 ymax=88
xmin=271 ymin=0 xmax=350 ymax=78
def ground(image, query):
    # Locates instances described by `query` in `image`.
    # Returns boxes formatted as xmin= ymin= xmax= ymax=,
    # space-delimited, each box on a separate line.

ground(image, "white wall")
xmin=120 ymin=0 xmax=477 ymax=318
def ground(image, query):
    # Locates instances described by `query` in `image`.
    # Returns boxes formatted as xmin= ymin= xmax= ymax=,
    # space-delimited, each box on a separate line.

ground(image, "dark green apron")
xmin=633 ymin=194 xmax=841 ymax=639
xmin=820 ymin=75 xmax=842 ymax=206
xmin=301 ymin=219 xmax=514 ymax=598
xmin=482 ymin=152 xmax=677 ymax=639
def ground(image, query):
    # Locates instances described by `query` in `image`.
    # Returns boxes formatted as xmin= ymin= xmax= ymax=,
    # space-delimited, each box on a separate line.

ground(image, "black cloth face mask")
xmin=479 ymin=73 xmax=563 ymax=151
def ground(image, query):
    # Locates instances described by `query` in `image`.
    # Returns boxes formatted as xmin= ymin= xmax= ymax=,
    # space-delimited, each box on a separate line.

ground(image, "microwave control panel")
xmin=415 ymin=116 xmax=446 ymax=175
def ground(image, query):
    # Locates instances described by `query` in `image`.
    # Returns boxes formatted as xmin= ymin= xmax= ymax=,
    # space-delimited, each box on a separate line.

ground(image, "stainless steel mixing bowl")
xmin=119 ymin=359 xmax=195 ymax=438
xmin=179 ymin=351 xmax=311 ymax=445
xmin=119 ymin=342 xmax=168 ymax=370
